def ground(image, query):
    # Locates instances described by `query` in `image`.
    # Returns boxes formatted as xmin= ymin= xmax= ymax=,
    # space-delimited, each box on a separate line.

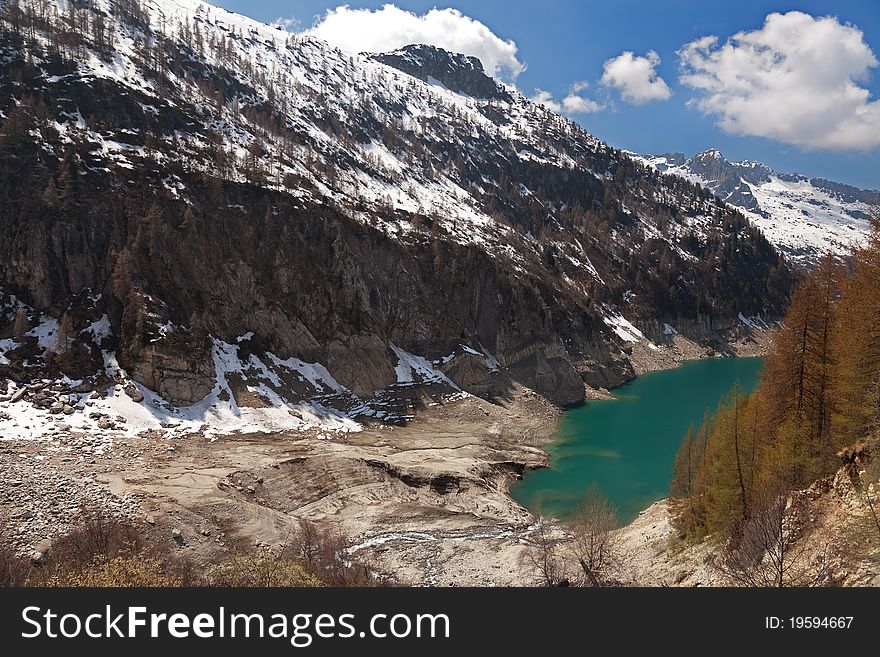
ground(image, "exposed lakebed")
xmin=511 ymin=357 xmax=764 ymax=524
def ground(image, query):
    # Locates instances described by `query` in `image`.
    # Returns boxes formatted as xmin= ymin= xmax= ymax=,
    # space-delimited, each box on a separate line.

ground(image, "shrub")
xmin=206 ymin=552 xmax=323 ymax=587
xmin=35 ymin=554 xmax=188 ymax=587
xmin=2 ymin=509 xmax=381 ymax=588
xmin=0 ymin=524 xmax=31 ymax=587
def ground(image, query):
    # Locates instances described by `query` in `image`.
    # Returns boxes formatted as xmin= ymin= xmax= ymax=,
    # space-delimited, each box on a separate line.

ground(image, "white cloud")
xmin=303 ymin=4 xmax=524 ymax=81
xmin=678 ymin=11 xmax=880 ymax=151
xmin=562 ymin=94 xmax=602 ymax=114
xmin=532 ymin=89 xmax=561 ymax=113
xmin=600 ymin=50 xmax=671 ymax=104
xmin=271 ymin=17 xmax=300 ymax=32
xmin=532 ymin=82 xmax=603 ymax=116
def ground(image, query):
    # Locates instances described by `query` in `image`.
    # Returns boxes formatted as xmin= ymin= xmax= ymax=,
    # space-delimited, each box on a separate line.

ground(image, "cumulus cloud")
xmin=600 ymin=50 xmax=672 ymax=104
xmin=303 ymin=4 xmax=524 ymax=80
xmin=678 ymin=11 xmax=880 ymax=151
xmin=271 ymin=17 xmax=300 ymax=32
xmin=532 ymin=89 xmax=562 ymax=113
xmin=562 ymin=94 xmax=603 ymax=114
xmin=532 ymin=82 xmax=603 ymax=115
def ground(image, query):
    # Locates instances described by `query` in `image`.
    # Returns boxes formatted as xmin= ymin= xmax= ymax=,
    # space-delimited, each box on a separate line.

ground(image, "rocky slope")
xmin=634 ymin=149 xmax=878 ymax=267
xmin=613 ymin=452 xmax=880 ymax=587
xmin=6 ymin=378 xmax=876 ymax=587
xmin=0 ymin=1 xmax=791 ymax=442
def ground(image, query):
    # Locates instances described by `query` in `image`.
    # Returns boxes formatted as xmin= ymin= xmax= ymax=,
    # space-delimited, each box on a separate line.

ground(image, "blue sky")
xmin=214 ymin=1 xmax=880 ymax=188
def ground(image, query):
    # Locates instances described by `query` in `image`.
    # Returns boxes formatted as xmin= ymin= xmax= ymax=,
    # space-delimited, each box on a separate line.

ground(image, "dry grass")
xmin=1 ymin=510 xmax=382 ymax=587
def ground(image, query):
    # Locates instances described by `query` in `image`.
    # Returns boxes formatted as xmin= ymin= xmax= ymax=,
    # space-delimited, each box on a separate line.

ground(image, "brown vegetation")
xmin=672 ymin=219 xmax=880 ymax=582
xmin=524 ymin=484 xmax=622 ymax=586
xmin=0 ymin=510 xmax=380 ymax=587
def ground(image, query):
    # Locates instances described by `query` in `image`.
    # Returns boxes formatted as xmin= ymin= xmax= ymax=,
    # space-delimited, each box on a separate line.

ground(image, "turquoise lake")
xmin=510 ymin=357 xmax=764 ymax=524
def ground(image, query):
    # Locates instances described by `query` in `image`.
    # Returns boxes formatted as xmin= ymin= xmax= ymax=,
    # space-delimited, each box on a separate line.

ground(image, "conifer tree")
xmin=671 ymin=425 xmax=697 ymax=498
xmin=673 ymin=219 xmax=880 ymax=547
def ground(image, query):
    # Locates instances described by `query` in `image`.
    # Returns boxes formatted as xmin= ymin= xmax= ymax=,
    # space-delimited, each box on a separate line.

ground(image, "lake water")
xmin=510 ymin=357 xmax=764 ymax=524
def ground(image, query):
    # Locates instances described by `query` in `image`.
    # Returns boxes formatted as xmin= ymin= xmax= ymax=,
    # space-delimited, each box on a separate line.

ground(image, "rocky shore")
xmin=0 ymin=382 xmax=556 ymax=583
xmin=7 ymin=308 xmax=868 ymax=589
xmin=1 ymin=324 xmax=786 ymax=585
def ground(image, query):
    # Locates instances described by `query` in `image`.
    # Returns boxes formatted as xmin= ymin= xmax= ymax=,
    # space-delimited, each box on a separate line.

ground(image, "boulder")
xmin=72 ymin=380 xmax=95 ymax=393
xmin=123 ymin=382 xmax=145 ymax=403
xmin=131 ymin=345 xmax=214 ymax=405
xmin=503 ymin=339 xmax=586 ymax=406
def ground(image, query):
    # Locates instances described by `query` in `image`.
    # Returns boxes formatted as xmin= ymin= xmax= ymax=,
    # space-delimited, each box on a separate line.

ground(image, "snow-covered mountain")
xmin=634 ymin=150 xmax=878 ymax=266
xmin=0 ymin=0 xmax=792 ymax=440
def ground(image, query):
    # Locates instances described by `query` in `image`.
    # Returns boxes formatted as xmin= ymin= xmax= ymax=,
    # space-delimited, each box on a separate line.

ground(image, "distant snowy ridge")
xmin=632 ymin=149 xmax=878 ymax=266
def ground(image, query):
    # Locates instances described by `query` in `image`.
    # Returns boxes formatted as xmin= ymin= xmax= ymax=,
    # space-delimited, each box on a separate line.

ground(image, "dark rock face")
xmin=686 ymin=150 xmax=770 ymax=213
xmin=501 ymin=339 xmax=585 ymax=406
xmin=371 ymin=44 xmax=512 ymax=101
xmin=809 ymin=178 xmax=880 ymax=206
xmin=131 ymin=345 xmax=214 ymax=405
xmin=325 ymin=336 xmax=397 ymax=398
xmin=440 ymin=352 xmax=493 ymax=395
xmin=574 ymin=353 xmax=634 ymax=390
xmin=0 ymin=161 xmax=597 ymax=405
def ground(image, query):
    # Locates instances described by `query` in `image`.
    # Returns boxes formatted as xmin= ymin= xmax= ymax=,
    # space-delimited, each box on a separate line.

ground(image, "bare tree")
xmin=0 ymin=520 xmax=32 ymax=586
xmin=568 ymin=483 xmax=620 ymax=586
xmin=382 ymin=268 xmax=416 ymax=338
xmin=290 ymin=518 xmax=376 ymax=586
xmin=718 ymin=486 xmax=821 ymax=587
xmin=522 ymin=517 xmax=569 ymax=586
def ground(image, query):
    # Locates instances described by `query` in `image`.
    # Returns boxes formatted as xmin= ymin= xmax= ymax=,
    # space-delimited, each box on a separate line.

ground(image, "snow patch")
xmin=603 ymin=312 xmax=644 ymax=343
xmin=266 ymin=353 xmax=348 ymax=394
xmin=390 ymin=344 xmax=459 ymax=388
xmin=738 ymin=313 xmax=770 ymax=331
xmin=26 ymin=316 xmax=60 ymax=352
xmin=83 ymin=315 xmax=112 ymax=342
xmin=0 ymin=338 xmax=16 ymax=365
xmin=0 ymin=336 xmax=363 ymax=441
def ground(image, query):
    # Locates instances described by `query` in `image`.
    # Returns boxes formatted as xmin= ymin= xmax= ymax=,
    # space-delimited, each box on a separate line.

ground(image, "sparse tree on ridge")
xmin=522 ymin=517 xmax=568 ymax=587
xmin=568 ymin=483 xmax=620 ymax=587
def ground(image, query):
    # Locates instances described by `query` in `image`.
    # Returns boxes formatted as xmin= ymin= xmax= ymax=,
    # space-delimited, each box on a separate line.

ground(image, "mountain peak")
xmin=694 ymin=148 xmax=725 ymax=161
xmin=370 ymin=44 xmax=511 ymax=101
xmin=634 ymin=147 xmax=874 ymax=266
xmin=384 ymin=44 xmax=484 ymax=74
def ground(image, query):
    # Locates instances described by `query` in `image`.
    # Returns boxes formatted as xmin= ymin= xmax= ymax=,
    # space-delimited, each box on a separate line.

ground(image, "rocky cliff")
xmin=0 ymin=1 xmax=793 ymax=439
